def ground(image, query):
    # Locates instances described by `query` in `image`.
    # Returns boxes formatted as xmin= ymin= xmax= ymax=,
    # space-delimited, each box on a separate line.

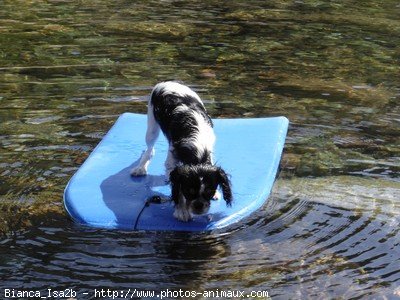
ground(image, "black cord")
xmin=133 ymin=196 xmax=169 ymax=230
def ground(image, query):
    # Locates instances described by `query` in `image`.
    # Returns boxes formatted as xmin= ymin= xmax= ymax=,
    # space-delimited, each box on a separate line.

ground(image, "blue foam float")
xmin=64 ymin=113 xmax=289 ymax=232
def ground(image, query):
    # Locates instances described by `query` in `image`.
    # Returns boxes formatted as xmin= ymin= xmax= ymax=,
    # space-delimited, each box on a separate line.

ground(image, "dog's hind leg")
xmin=131 ymin=104 xmax=160 ymax=176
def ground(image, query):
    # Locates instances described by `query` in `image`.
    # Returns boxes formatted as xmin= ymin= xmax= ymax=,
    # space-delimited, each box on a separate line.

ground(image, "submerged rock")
xmin=273 ymin=176 xmax=400 ymax=214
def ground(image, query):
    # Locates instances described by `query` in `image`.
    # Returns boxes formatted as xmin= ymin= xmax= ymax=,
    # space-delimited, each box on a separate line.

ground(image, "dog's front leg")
xmin=164 ymin=146 xmax=178 ymax=180
xmin=173 ymin=193 xmax=191 ymax=222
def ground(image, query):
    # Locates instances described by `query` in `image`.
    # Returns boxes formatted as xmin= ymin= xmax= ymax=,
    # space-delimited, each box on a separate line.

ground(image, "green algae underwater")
xmin=0 ymin=0 xmax=399 ymax=298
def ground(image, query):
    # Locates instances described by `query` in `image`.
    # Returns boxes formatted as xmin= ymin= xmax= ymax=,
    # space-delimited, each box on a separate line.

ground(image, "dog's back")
xmin=150 ymin=81 xmax=213 ymax=139
xmin=150 ymin=81 xmax=215 ymax=164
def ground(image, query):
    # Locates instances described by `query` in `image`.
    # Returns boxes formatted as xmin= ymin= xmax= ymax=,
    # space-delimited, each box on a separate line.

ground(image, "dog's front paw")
xmin=173 ymin=207 xmax=192 ymax=222
xmin=130 ymin=166 xmax=147 ymax=176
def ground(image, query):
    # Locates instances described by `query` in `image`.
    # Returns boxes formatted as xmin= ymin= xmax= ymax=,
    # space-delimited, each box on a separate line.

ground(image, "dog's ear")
xmin=217 ymin=167 xmax=232 ymax=206
xmin=169 ymin=167 xmax=181 ymax=205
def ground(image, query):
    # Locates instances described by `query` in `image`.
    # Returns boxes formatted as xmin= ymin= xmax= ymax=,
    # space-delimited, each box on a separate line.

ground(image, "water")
xmin=0 ymin=1 xmax=399 ymax=299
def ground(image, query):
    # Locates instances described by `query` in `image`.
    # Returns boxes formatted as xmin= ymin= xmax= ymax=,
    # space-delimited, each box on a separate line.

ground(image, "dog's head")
xmin=170 ymin=165 xmax=232 ymax=215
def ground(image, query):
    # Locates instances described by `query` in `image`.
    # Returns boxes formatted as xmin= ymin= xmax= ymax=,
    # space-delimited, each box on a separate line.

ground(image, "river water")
xmin=0 ymin=1 xmax=399 ymax=299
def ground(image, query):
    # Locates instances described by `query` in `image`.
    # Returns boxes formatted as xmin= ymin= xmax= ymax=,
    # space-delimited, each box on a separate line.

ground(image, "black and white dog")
xmin=131 ymin=81 xmax=232 ymax=221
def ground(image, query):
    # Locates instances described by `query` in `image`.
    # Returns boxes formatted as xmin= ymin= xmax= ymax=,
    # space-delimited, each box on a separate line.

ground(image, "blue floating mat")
xmin=64 ymin=113 xmax=289 ymax=232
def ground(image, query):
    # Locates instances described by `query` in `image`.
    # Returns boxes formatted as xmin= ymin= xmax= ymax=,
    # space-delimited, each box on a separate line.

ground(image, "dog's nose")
xmin=193 ymin=201 xmax=204 ymax=210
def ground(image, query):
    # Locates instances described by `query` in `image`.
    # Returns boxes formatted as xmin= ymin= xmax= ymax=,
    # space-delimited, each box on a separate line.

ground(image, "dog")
xmin=130 ymin=81 xmax=232 ymax=221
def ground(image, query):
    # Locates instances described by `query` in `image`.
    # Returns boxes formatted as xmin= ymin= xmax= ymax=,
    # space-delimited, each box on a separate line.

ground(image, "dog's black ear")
xmin=169 ymin=167 xmax=181 ymax=205
xmin=217 ymin=167 xmax=232 ymax=206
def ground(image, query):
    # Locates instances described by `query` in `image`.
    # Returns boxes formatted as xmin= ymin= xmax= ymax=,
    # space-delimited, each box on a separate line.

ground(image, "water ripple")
xmin=1 ymin=0 xmax=399 ymax=298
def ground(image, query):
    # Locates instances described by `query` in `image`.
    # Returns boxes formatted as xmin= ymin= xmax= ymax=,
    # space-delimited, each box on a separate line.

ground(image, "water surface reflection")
xmin=0 ymin=0 xmax=399 ymax=298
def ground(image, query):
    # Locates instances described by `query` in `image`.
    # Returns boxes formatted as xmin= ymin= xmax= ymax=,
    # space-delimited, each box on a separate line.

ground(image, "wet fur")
xmin=131 ymin=81 xmax=232 ymax=221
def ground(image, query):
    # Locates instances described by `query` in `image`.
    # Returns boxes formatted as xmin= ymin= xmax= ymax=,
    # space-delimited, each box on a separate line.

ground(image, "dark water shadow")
xmin=100 ymin=160 xmax=168 ymax=229
xmin=152 ymin=232 xmax=232 ymax=288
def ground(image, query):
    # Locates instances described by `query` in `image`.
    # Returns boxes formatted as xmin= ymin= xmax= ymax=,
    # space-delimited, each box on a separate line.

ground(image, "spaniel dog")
xmin=131 ymin=81 xmax=232 ymax=222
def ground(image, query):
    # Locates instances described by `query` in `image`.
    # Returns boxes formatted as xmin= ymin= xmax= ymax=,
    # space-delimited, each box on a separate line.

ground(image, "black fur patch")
xmin=151 ymin=82 xmax=213 ymax=164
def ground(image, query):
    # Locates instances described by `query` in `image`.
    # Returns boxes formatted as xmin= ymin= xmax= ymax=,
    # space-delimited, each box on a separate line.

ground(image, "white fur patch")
xmin=173 ymin=104 xmax=190 ymax=114
xmin=191 ymin=110 xmax=216 ymax=157
xmin=152 ymin=81 xmax=202 ymax=102
xmin=173 ymin=193 xmax=192 ymax=222
xmin=173 ymin=206 xmax=192 ymax=222
xmin=199 ymin=180 xmax=205 ymax=195
xmin=171 ymin=104 xmax=215 ymax=162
